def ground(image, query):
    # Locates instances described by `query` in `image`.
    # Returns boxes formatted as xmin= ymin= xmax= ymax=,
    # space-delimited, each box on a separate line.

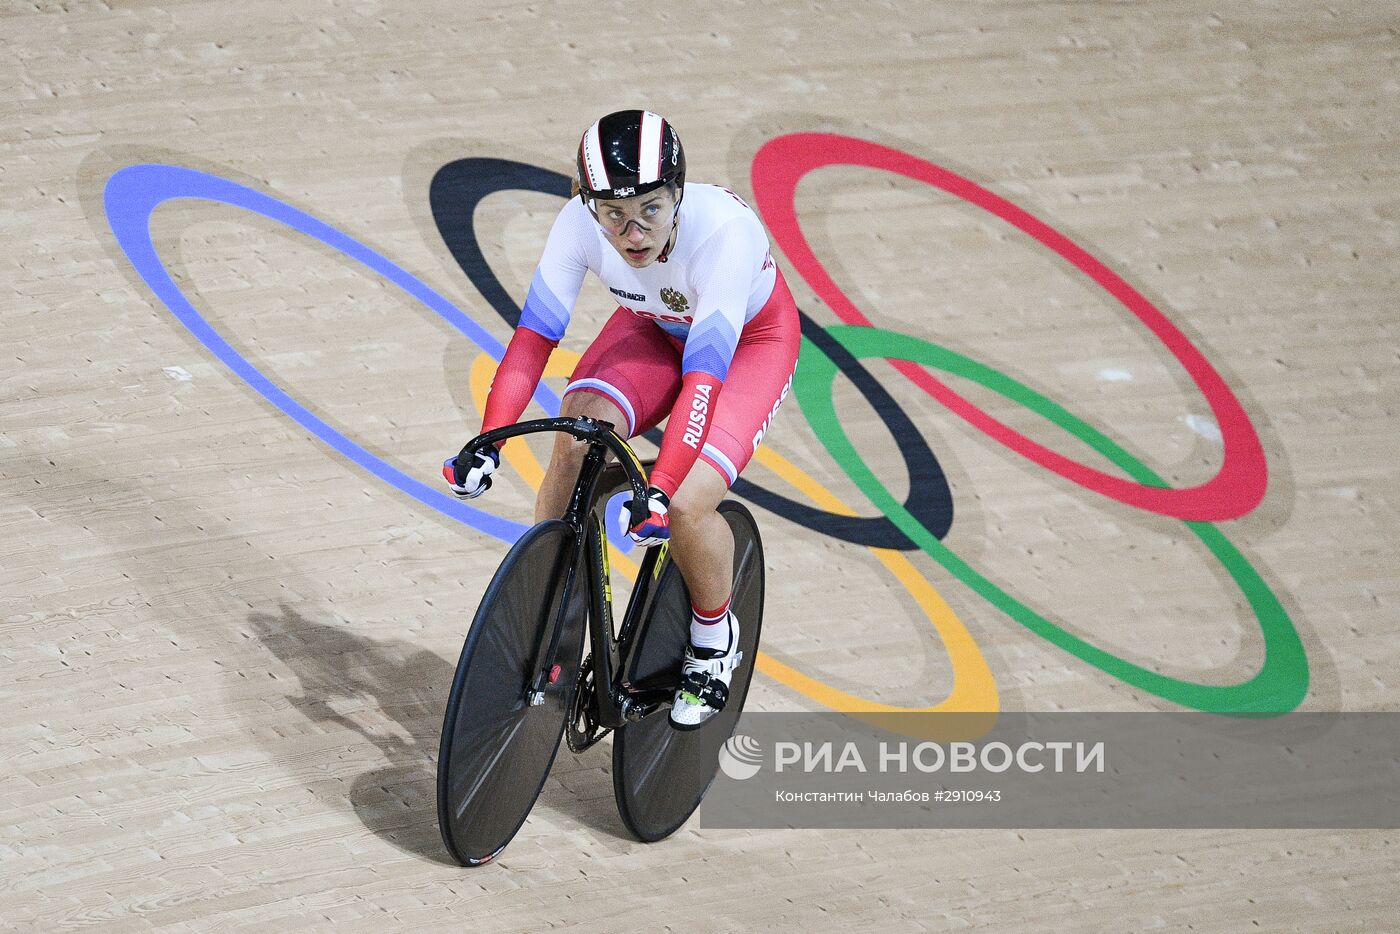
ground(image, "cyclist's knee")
xmin=667 ymin=476 xmax=726 ymax=532
xmin=562 ymin=389 xmax=628 ymax=432
xmin=549 ymin=393 xmax=625 ymax=466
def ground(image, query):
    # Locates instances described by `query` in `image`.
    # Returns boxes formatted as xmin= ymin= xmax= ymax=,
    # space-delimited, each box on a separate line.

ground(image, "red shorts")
xmin=564 ymin=270 xmax=801 ymax=486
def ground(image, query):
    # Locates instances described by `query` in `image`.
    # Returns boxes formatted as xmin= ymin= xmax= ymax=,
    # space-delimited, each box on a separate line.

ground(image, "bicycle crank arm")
xmin=614 ymin=686 xmax=673 ymax=723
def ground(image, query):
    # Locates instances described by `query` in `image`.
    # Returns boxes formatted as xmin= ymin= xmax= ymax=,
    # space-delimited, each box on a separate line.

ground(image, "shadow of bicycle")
xmin=246 ymin=604 xmax=631 ymax=864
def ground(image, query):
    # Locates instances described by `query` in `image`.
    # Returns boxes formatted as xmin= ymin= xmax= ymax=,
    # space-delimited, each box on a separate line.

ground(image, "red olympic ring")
xmin=751 ymin=134 xmax=1267 ymax=521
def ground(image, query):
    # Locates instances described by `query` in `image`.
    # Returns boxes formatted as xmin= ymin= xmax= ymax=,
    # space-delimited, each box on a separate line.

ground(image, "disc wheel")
xmin=611 ymin=500 xmax=765 ymax=842
xmin=437 ymin=520 xmax=586 ymax=865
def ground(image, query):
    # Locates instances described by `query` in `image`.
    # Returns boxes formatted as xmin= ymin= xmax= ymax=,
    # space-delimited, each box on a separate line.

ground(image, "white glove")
xmin=443 ymin=447 xmax=500 ymax=499
xmin=622 ymin=487 xmax=671 ymax=548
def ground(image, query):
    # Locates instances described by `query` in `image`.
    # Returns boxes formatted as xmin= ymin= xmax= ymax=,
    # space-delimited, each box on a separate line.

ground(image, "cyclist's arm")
xmin=479 ymin=202 xmax=594 ymax=435
xmin=478 ymin=327 xmax=556 ymax=436
xmin=647 ymin=221 xmax=763 ymax=496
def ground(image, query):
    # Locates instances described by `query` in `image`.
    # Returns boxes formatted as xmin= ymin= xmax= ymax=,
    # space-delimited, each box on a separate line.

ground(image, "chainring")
xmin=565 ymin=655 xmax=609 ymax=753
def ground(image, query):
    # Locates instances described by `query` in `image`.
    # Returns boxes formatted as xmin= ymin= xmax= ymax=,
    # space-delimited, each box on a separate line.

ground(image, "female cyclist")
xmin=444 ymin=110 xmax=799 ymax=729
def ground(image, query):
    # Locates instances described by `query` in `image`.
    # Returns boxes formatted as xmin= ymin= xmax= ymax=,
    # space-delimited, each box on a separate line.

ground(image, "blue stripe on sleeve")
xmin=681 ymin=314 xmax=739 ymax=381
xmin=520 ymin=270 xmax=571 ymax=342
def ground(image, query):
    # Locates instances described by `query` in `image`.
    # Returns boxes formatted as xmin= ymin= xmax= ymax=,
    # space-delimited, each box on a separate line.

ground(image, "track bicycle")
xmin=436 ymin=416 xmax=766 ymax=866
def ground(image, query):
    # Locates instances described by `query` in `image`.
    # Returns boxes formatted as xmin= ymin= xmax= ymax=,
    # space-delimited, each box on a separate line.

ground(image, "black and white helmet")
xmin=576 ymin=110 xmax=686 ymax=203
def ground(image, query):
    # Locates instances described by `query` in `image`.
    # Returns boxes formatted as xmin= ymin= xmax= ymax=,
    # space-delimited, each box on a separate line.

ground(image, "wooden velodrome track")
xmin=5 ymin=1 xmax=1397 ymax=929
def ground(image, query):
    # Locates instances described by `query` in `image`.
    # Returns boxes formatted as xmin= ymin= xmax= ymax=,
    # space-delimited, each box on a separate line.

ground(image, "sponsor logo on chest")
xmin=616 ymin=283 xmax=695 ymax=325
xmin=631 ymin=307 xmax=693 ymax=325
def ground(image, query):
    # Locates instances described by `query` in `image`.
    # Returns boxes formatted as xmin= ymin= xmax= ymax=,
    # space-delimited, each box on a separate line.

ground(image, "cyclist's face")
xmin=591 ymin=187 xmax=677 ymax=267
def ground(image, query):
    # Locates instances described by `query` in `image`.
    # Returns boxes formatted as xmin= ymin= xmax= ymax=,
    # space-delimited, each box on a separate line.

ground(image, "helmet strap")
xmin=658 ymin=216 xmax=680 ymax=263
xmin=658 ymin=185 xmax=683 ymax=262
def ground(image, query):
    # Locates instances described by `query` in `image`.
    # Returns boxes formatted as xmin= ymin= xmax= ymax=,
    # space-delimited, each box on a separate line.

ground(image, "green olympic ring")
xmin=794 ymin=324 xmax=1308 ymax=714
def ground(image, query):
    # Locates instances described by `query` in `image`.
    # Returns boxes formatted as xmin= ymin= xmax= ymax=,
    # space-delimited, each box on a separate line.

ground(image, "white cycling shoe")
xmin=670 ymin=612 xmax=742 ymax=731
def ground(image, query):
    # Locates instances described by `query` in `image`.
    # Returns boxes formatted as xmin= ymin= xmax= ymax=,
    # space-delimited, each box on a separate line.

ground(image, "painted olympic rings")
xmin=104 ymin=130 xmax=1306 ymax=715
xmin=103 ymin=162 xmax=985 ymax=717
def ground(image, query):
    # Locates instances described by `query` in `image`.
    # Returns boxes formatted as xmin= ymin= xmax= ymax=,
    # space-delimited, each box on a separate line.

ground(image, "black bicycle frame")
xmin=456 ymin=417 xmax=678 ymax=728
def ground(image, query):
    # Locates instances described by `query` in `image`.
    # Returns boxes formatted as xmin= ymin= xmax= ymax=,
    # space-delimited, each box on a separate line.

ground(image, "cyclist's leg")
xmin=670 ymin=269 xmax=800 ymax=585
xmin=666 ymin=272 xmax=799 ymax=725
xmin=674 ymin=270 xmax=806 ymax=613
xmin=540 ymin=308 xmax=681 ymax=521
xmin=666 ymin=465 xmax=734 ymax=613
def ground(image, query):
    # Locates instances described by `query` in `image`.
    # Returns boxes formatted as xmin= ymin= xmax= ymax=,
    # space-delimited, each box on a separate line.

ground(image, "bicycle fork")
xmin=521 ymin=440 xmax=609 ymax=708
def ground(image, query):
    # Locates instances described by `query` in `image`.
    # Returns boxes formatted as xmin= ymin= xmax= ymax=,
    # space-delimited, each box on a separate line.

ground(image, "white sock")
xmin=690 ymin=598 xmax=733 ymax=652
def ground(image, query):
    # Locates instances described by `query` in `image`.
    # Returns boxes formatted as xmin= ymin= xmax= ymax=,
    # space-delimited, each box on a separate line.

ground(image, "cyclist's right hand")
xmin=443 ymin=446 xmax=500 ymax=499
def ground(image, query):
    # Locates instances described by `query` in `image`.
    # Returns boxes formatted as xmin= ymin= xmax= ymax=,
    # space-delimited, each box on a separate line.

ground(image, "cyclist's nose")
xmin=624 ymin=222 xmax=648 ymax=243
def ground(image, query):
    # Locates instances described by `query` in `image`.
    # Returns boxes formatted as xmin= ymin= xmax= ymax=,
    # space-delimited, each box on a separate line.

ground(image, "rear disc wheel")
xmin=611 ymin=501 xmax=766 ymax=842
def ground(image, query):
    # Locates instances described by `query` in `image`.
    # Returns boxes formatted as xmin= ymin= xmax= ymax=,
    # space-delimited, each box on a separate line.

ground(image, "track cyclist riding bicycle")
xmin=444 ymin=110 xmax=800 ymax=729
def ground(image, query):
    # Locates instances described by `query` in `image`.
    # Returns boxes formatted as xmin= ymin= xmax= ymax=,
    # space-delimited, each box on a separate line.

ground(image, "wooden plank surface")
xmin=3 ymin=1 xmax=1397 ymax=930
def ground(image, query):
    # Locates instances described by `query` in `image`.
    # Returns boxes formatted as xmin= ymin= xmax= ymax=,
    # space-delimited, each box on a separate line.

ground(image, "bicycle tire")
xmin=611 ymin=500 xmax=766 ymax=842
xmin=436 ymin=519 xmax=587 ymax=865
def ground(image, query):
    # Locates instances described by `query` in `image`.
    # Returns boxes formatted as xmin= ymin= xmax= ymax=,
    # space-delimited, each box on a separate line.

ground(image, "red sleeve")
xmin=480 ymin=326 xmax=558 ymax=438
xmin=648 ymin=371 xmax=724 ymax=498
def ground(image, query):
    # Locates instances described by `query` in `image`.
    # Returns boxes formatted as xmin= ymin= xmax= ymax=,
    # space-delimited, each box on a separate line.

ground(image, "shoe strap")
xmin=684 ymin=648 xmax=742 ymax=676
xmin=679 ymin=665 xmax=733 ymax=711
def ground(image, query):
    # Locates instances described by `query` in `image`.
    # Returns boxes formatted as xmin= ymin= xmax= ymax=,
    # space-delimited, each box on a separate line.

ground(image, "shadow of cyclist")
xmin=246 ymin=604 xmax=633 ymax=862
xmin=246 ymin=604 xmax=457 ymax=863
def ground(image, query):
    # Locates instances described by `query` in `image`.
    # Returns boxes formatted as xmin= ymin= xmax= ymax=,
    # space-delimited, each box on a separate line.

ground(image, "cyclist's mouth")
xmin=625 ymin=246 xmax=650 ymax=260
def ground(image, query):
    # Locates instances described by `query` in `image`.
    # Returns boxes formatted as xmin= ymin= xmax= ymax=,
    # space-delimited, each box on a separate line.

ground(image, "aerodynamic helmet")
xmin=576 ymin=109 xmax=686 ymax=203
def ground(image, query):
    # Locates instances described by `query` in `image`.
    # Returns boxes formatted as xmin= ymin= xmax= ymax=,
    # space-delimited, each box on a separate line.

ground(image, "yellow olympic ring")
xmin=468 ymin=351 xmax=999 ymax=736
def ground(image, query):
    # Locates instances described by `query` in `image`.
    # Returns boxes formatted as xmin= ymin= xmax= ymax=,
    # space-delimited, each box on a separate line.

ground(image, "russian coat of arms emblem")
xmin=660 ymin=287 xmax=690 ymax=317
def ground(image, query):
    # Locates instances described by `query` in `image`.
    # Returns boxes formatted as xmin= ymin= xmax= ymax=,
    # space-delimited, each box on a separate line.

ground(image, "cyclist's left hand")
xmin=624 ymin=487 xmax=670 ymax=547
